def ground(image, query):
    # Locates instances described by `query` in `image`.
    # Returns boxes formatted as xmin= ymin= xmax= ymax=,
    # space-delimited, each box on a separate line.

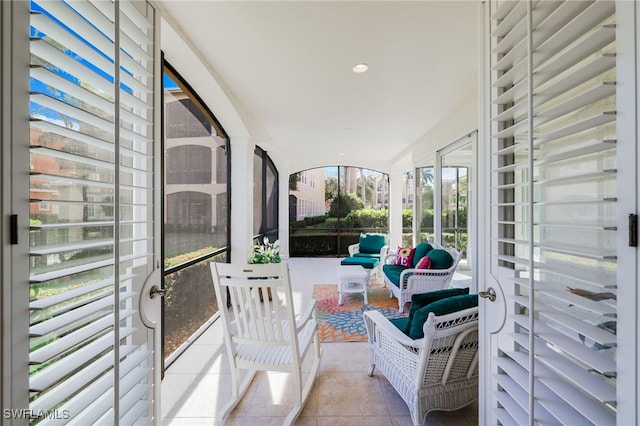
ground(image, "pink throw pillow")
xmin=416 ymin=256 xmax=431 ymax=269
xmin=394 ymin=246 xmax=415 ymax=267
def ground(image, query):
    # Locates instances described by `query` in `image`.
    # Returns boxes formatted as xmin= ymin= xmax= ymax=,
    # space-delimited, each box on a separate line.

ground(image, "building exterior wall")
xmin=290 ymin=168 xmax=326 ymax=220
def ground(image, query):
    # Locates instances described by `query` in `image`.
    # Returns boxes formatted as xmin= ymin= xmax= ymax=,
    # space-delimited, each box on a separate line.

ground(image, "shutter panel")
xmin=490 ymin=1 xmax=617 ymax=424
xmin=29 ymin=0 xmax=156 ymax=423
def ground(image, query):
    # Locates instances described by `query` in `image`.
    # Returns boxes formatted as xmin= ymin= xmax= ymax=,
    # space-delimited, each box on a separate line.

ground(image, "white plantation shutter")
xmin=490 ymin=1 xmax=617 ymax=424
xmin=29 ymin=0 xmax=157 ymax=423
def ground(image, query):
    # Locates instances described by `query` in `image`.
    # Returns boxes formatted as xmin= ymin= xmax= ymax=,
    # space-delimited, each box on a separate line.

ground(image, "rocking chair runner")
xmin=364 ymin=304 xmax=479 ymax=425
xmin=210 ymin=262 xmax=321 ymax=425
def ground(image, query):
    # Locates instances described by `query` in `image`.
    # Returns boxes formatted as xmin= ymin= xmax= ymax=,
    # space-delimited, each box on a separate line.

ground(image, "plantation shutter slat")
xmin=29 ymin=0 xmax=157 ymax=421
xmin=30 ymin=12 xmax=114 ymax=74
xmin=493 ymin=372 xmax=560 ymax=425
xmin=30 ymin=312 xmax=119 ymax=364
xmin=494 ymin=359 xmax=536 ymax=424
xmin=490 ymin=0 xmax=617 ymax=424
xmin=30 ymin=66 xmax=114 ymax=115
xmin=535 ymin=83 xmax=616 ymax=123
xmin=510 ymin=296 xmax=617 ymax=345
xmin=514 ymin=277 xmax=617 ymax=312
xmin=30 ymin=119 xmax=114 ymax=151
xmin=537 ymin=53 xmax=615 ymax=101
xmin=121 ymin=89 xmax=153 ymax=112
xmin=30 ymin=39 xmax=114 ymax=97
xmin=511 ymin=348 xmax=616 ymax=424
xmin=30 ymin=277 xmax=113 ymax=310
xmin=510 ymin=314 xmax=616 ymax=375
xmin=30 ymin=93 xmax=115 ymax=134
xmin=31 ymin=145 xmax=114 ymax=171
xmin=30 ymin=328 xmax=132 ymax=392
xmin=30 ymin=221 xmax=113 ymax=229
xmin=35 ymin=0 xmax=115 ymax=59
xmin=30 ymin=256 xmax=110 ymax=280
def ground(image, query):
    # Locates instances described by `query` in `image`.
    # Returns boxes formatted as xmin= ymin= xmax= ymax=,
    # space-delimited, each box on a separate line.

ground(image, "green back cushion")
xmin=390 ymin=317 xmax=410 ymax=334
xmin=406 ymin=288 xmax=469 ymax=334
xmin=426 ymin=248 xmax=454 ymax=269
xmin=359 ymin=233 xmax=386 ymax=254
xmin=409 ymin=294 xmax=478 ymax=339
xmin=412 ymin=242 xmax=434 ymax=267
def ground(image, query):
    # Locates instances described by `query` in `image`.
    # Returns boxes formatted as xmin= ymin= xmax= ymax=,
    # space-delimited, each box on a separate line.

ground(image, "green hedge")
xmin=289 ymin=233 xmax=360 ymax=256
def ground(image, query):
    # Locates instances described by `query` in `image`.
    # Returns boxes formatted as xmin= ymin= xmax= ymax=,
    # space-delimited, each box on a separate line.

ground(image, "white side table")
xmin=336 ymin=265 xmax=370 ymax=305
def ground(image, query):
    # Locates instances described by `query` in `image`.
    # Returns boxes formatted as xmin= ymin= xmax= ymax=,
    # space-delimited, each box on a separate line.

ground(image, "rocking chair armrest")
xmin=363 ymin=310 xmax=423 ymax=349
xmin=295 ymin=299 xmax=318 ymax=332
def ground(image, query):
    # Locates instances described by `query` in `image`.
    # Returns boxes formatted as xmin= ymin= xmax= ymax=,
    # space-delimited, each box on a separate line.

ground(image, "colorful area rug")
xmin=312 ymin=283 xmax=406 ymax=342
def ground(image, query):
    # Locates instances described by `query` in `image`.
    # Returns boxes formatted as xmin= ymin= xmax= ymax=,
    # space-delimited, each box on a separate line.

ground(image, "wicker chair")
xmin=364 ymin=305 xmax=479 ymax=425
xmin=383 ymin=242 xmax=463 ymax=313
xmin=210 ymin=262 xmax=321 ymax=425
xmin=348 ymin=233 xmax=389 ymax=277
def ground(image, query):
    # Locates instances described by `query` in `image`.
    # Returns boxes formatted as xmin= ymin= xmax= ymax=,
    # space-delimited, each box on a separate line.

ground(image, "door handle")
xmin=479 ymin=287 xmax=496 ymax=302
xmin=149 ymin=285 xmax=165 ymax=299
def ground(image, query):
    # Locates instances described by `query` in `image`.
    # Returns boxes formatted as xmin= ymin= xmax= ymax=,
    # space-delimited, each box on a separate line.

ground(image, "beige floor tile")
xmin=234 ymin=370 xmax=316 ymax=418
xmin=319 ymin=342 xmax=370 ymax=373
xmin=162 ymin=373 xmax=234 ymax=419
xmin=423 ymin=410 xmax=470 ymax=426
xmin=294 ymin=416 xmax=318 ymax=426
xmin=390 ymin=416 xmax=414 ymax=426
xmin=316 ymin=372 xmax=388 ymax=417
xmin=316 ymin=416 xmax=393 ymax=426
xmin=378 ymin=377 xmax=411 ymax=417
xmin=164 ymin=344 xmax=230 ymax=375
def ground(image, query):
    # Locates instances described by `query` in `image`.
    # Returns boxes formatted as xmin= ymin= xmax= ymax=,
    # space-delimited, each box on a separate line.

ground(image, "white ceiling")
xmin=158 ymin=1 xmax=479 ymax=172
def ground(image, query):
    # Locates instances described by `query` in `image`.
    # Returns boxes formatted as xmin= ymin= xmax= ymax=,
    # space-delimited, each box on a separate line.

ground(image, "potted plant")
xmin=249 ymin=237 xmax=281 ymax=264
xmin=248 ymin=237 xmax=280 ymax=301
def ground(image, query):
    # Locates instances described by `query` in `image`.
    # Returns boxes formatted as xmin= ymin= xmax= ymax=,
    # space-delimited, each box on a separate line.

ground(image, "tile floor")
xmin=161 ymin=257 xmax=478 ymax=425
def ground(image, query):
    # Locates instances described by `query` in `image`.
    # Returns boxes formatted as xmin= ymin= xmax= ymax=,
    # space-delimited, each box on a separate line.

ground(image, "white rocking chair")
xmin=210 ymin=262 xmax=321 ymax=425
xmin=364 ymin=305 xmax=479 ymax=425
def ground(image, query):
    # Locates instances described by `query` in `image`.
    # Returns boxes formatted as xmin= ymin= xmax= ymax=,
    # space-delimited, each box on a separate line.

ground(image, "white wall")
xmin=410 ymin=91 xmax=478 ymax=167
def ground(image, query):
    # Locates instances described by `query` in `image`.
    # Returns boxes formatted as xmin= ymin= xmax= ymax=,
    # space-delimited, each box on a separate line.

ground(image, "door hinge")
xmin=10 ymin=214 xmax=18 ymax=245
xmin=630 ymin=214 xmax=638 ymax=247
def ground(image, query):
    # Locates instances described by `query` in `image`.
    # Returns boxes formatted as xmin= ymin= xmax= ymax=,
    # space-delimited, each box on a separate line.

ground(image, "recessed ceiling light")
xmin=352 ymin=63 xmax=368 ymax=73
xmin=338 ymin=152 xmax=345 ymax=156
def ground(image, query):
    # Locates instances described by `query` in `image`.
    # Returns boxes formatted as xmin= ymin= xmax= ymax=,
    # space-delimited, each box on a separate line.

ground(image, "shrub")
xmin=328 ymin=193 xmax=363 ymax=218
xmin=402 ymin=209 xmax=413 ymax=228
xmin=345 ymin=208 xmax=388 ymax=228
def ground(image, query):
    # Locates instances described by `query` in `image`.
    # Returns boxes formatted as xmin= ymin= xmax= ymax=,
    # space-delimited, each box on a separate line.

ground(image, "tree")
xmin=289 ymin=172 xmax=300 ymax=191
xmin=325 ymin=176 xmax=338 ymax=201
xmin=420 ymin=168 xmax=434 ymax=186
xmin=328 ymin=192 xmax=363 ymax=218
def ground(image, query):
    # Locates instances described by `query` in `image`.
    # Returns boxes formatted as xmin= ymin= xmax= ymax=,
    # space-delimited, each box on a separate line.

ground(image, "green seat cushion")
xmin=382 ymin=264 xmax=405 ymax=287
xmin=359 ymin=233 xmax=386 ymax=254
xmin=340 ymin=257 xmax=379 ymax=269
xmin=353 ymin=252 xmax=381 ymax=259
xmin=389 ymin=317 xmax=410 ymax=334
xmin=412 ymin=242 xmax=434 ymax=267
xmin=405 ymin=288 xmax=470 ymax=335
xmin=427 ymin=249 xmax=454 ymax=269
xmin=409 ymin=294 xmax=478 ymax=339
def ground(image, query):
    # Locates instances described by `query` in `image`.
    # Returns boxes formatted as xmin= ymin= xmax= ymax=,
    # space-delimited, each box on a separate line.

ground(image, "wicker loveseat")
xmin=382 ymin=242 xmax=462 ymax=313
xmin=364 ymin=290 xmax=478 ymax=425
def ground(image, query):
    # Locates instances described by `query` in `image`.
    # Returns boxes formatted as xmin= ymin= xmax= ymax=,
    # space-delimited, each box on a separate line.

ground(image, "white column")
xmin=388 ymin=169 xmax=404 ymax=251
xmin=278 ymin=166 xmax=290 ymax=258
xmin=230 ymin=137 xmax=254 ymax=263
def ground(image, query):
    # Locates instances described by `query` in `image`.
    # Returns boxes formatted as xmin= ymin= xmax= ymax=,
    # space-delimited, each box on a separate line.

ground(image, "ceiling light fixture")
xmin=352 ymin=63 xmax=368 ymax=73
